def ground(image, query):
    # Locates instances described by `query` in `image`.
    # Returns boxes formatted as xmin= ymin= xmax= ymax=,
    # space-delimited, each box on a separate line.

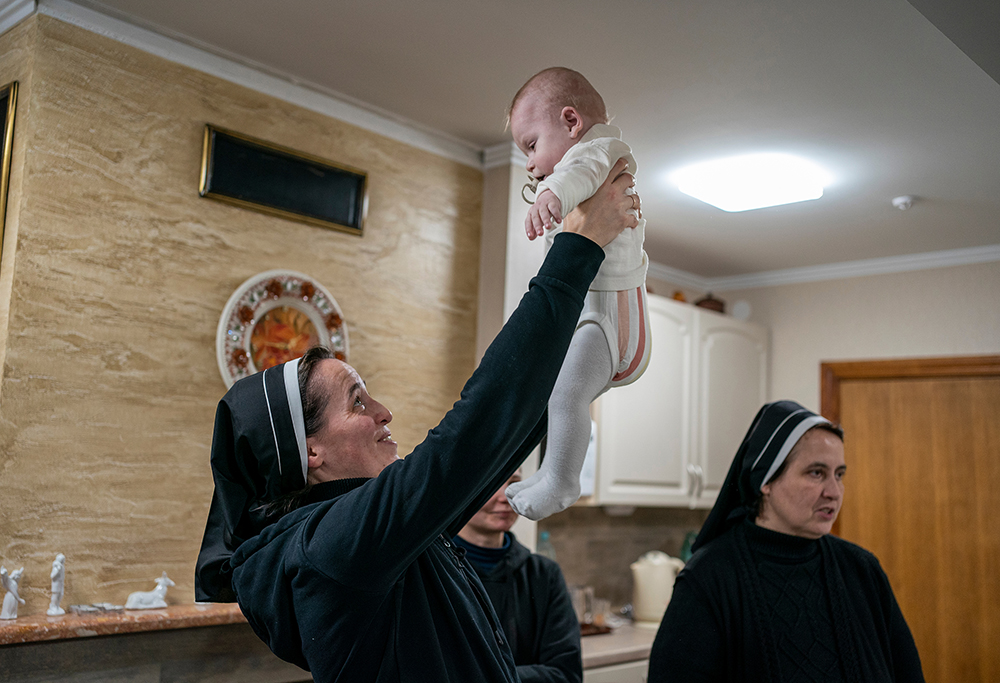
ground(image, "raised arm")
xmin=307 ymin=160 xmax=638 ymax=589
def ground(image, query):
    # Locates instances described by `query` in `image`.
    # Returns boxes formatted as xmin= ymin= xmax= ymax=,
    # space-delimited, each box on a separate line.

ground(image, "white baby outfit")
xmin=538 ymin=124 xmax=647 ymax=291
xmin=537 ymin=124 xmax=650 ymax=386
xmin=505 ymin=124 xmax=651 ymax=520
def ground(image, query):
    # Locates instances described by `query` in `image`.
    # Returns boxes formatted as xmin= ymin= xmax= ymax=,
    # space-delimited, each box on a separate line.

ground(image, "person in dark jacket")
xmin=648 ymin=401 xmax=925 ymax=683
xmin=193 ymin=159 xmax=639 ymax=683
xmin=455 ymin=471 xmax=582 ymax=683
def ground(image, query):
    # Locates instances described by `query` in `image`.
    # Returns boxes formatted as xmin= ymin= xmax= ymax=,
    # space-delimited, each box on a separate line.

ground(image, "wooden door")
xmin=821 ymin=356 xmax=1000 ymax=683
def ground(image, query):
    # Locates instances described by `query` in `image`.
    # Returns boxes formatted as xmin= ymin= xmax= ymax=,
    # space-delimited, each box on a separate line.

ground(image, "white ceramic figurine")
xmin=1 ymin=566 xmax=26 ymax=619
xmin=124 ymin=572 xmax=174 ymax=609
xmin=47 ymin=553 xmax=66 ymax=616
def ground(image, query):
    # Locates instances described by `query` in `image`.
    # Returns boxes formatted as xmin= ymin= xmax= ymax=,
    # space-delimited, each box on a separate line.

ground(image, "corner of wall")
xmin=475 ymin=163 xmax=512 ymax=363
xmin=0 ymin=14 xmax=37 ymax=398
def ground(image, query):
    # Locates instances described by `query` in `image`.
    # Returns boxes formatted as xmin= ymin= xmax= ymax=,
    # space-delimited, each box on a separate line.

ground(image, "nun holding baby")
xmin=648 ymin=401 xmax=924 ymax=683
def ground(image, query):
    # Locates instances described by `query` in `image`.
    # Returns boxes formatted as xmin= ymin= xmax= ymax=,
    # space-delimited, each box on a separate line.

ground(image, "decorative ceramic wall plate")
xmin=216 ymin=269 xmax=349 ymax=388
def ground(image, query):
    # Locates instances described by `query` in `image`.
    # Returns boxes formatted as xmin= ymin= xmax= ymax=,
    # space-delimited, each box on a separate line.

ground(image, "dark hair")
xmin=260 ymin=346 xmax=338 ymax=520
xmin=299 ymin=345 xmax=336 ymax=437
xmin=750 ymin=423 xmax=844 ymax=519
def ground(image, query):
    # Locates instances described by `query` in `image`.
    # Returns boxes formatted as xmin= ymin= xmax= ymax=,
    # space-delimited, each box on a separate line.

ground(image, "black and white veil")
xmin=195 ymin=359 xmax=308 ymax=602
xmin=692 ymin=400 xmax=836 ymax=553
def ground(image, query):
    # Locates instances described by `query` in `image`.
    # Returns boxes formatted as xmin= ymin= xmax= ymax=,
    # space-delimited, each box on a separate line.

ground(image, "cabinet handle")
xmin=687 ymin=464 xmax=698 ymax=508
xmin=696 ymin=465 xmax=705 ymax=499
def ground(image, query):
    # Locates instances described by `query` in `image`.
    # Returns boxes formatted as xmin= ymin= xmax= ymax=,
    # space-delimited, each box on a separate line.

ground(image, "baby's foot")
xmin=505 ymin=471 xmax=581 ymax=521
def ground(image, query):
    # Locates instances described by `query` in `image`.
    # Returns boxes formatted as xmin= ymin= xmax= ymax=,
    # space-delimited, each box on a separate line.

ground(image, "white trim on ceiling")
xmin=0 ymin=0 xmax=35 ymax=35
xmin=646 ymin=262 xmax=712 ymax=291
xmin=36 ymin=0 xmax=483 ymax=168
xmin=482 ymin=142 xmax=527 ymax=170
xmin=649 ymin=243 xmax=1000 ymax=292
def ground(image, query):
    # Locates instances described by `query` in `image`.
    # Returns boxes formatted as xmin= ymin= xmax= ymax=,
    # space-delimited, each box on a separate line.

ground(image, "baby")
xmin=504 ymin=67 xmax=651 ymax=520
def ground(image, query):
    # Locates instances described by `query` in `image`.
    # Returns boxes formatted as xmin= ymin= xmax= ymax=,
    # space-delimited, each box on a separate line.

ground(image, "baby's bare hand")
xmin=524 ymin=191 xmax=564 ymax=240
xmin=525 ymin=205 xmax=544 ymax=240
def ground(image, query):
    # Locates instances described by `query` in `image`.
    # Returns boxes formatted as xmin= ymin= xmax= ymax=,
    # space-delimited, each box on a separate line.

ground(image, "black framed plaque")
xmin=0 ymin=81 xmax=17 ymax=263
xmin=199 ymin=125 xmax=368 ymax=235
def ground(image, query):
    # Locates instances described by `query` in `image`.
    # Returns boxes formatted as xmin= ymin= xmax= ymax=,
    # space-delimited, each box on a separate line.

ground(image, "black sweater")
xmin=648 ymin=520 xmax=924 ymax=683
xmin=457 ymin=532 xmax=583 ymax=683
xmin=229 ymin=233 xmax=604 ymax=683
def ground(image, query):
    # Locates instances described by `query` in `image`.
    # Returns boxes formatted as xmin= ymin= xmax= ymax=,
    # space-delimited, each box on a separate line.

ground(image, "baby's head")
xmin=508 ymin=67 xmax=609 ymax=180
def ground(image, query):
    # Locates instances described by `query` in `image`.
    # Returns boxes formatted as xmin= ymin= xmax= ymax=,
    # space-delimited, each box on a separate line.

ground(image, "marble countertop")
xmin=1 ymin=602 xmax=656 ymax=670
xmin=0 ymin=603 xmax=246 ymax=646
xmin=581 ymin=622 xmax=658 ymax=669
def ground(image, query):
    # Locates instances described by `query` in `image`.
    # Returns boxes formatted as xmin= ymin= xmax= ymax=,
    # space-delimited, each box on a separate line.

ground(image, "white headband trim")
xmin=759 ymin=415 xmax=833 ymax=488
xmin=750 ymin=408 xmax=808 ymax=471
xmin=261 ymin=370 xmax=282 ymax=476
xmin=283 ymin=358 xmax=308 ymax=481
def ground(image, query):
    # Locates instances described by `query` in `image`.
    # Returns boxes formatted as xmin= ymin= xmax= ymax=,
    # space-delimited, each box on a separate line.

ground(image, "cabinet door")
xmin=693 ymin=312 xmax=768 ymax=506
xmin=595 ymin=296 xmax=695 ymax=506
xmin=584 ymin=659 xmax=649 ymax=683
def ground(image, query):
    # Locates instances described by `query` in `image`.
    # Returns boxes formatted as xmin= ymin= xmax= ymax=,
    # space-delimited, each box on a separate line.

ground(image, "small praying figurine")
xmin=47 ymin=553 xmax=66 ymax=616
xmin=1 ymin=566 xmax=26 ymax=619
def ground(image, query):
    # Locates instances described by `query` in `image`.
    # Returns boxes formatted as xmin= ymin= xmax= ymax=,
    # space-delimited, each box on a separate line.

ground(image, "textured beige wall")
xmin=0 ymin=16 xmax=482 ymax=611
xmin=731 ymin=261 xmax=1000 ymax=409
xmin=647 ymin=260 xmax=1000 ymax=409
xmin=0 ymin=18 xmax=35 ymax=385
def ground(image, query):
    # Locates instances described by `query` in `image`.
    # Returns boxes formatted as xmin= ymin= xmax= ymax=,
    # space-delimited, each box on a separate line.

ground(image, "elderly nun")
xmin=648 ymin=401 xmax=924 ymax=683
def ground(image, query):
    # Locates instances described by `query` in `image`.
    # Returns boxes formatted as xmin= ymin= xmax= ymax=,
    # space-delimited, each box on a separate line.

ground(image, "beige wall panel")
xmin=0 ymin=16 xmax=482 ymax=610
xmin=730 ymin=261 xmax=1000 ymax=408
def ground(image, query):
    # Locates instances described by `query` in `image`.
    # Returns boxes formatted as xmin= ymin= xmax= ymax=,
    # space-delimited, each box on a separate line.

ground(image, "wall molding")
xmin=36 ymin=0 xmax=482 ymax=168
xmin=0 ymin=0 xmax=34 ymax=36
xmin=646 ymin=261 xmax=712 ymax=291
xmin=482 ymin=142 xmax=527 ymax=170
xmin=649 ymin=243 xmax=1000 ymax=292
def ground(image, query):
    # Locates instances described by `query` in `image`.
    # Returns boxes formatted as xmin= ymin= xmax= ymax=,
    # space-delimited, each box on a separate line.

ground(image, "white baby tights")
xmin=506 ymin=321 xmax=612 ymax=520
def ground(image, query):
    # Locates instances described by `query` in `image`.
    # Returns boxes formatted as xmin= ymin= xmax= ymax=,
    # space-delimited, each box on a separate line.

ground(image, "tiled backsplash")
xmin=539 ymin=506 xmax=709 ymax=607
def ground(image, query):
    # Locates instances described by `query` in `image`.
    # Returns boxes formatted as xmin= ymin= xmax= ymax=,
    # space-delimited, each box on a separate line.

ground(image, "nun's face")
xmin=757 ymin=428 xmax=846 ymax=539
xmin=306 ymin=360 xmax=398 ymax=481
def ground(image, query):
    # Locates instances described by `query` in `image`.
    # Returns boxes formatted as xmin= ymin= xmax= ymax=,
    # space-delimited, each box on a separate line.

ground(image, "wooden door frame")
xmin=821 ymin=354 xmax=1000 ymax=537
xmin=820 ymin=354 xmax=1000 ymax=424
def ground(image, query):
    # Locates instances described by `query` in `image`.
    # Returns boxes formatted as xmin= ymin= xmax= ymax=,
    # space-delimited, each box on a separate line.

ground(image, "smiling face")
xmin=305 ymin=359 xmax=398 ymax=482
xmin=509 ymin=94 xmax=581 ymax=181
xmin=757 ymin=427 xmax=846 ymax=539
xmin=458 ymin=471 xmax=522 ymax=548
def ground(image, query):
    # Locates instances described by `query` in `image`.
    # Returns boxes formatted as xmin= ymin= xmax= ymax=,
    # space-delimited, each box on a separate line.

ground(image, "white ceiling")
xmin=60 ymin=0 xmax=1000 ymax=279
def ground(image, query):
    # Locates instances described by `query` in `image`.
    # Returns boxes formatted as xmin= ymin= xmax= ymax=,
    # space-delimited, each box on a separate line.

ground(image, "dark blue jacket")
xmin=465 ymin=532 xmax=582 ymax=683
xmin=230 ymin=233 xmax=603 ymax=683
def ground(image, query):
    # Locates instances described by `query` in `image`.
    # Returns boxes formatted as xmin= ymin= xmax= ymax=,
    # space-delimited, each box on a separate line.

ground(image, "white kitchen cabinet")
xmin=590 ymin=294 xmax=767 ymax=508
xmin=591 ymin=295 xmax=696 ymax=506
xmin=690 ymin=309 xmax=769 ymax=505
xmin=584 ymin=659 xmax=649 ymax=683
